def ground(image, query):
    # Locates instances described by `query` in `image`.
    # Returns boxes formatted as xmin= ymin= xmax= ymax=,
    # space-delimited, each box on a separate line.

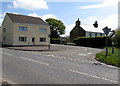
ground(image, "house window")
xmin=3 ymin=36 xmax=5 ymax=41
xmin=95 ymin=33 xmax=97 ymax=37
xmin=40 ymin=38 xmax=46 ymax=42
xmin=39 ymin=28 xmax=46 ymax=32
xmin=100 ymin=33 xmax=102 ymax=36
xmin=3 ymin=28 xmax=6 ymax=32
xmin=89 ymin=33 xmax=92 ymax=37
xmin=19 ymin=37 xmax=27 ymax=42
xmin=19 ymin=26 xmax=27 ymax=31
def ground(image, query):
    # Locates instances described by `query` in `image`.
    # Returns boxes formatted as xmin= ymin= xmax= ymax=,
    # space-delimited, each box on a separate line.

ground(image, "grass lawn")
xmin=95 ymin=47 xmax=120 ymax=67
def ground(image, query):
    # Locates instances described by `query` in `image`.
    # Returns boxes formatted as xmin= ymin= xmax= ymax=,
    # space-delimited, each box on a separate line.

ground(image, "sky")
xmin=0 ymin=0 xmax=119 ymax=36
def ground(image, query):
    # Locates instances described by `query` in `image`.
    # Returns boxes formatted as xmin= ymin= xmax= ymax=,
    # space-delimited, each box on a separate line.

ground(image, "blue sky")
xmin=0 ymin=0 xmax=119 ymax=36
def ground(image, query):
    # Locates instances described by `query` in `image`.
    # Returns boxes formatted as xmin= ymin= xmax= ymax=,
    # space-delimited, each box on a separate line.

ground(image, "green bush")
xmin=74 ymin=36 xmax=112 ymax=48
xmin=50 ymin=38 xmax=61 ymax=44
xmin=115 ymin=30 xmax=120 ymax=48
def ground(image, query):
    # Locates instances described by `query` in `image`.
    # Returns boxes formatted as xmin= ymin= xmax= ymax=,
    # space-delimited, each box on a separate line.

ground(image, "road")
xmin=2 ymin=47 xmax=119 ymax=84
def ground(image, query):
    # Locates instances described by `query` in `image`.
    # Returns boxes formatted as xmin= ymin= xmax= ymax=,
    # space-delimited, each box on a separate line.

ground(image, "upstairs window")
xmin=19 ymin=37 xmax=27 ymax=42
xmin=39 ymin=28 xmax=46 ymax=32
xmin=3 ymin=28 xmax=6 ymax=32
xmin=19 ymin=26 xmax=27 ymax=31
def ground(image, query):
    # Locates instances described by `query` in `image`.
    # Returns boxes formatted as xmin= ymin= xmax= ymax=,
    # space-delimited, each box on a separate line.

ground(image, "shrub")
xmin=115 ymin=30 xmax=120 ymax=48
xmin=50 ymin=38 xmax=61 ymax=44
xmin=74 ymin=36 xmax=112 ymax=48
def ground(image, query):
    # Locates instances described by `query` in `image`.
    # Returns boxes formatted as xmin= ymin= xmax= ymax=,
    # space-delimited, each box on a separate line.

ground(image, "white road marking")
xmin=78 ymin=54 xmax=86 ymax=56
xmin=85 ymin=60 xmax=95 ymax=63
xmin=78 ymin=52 xmax=92 ymax=56
xmin=19 ymin=51 xmax=118 ymax=69
xmin=69 ymin=69 xmax=118 ymax=83
xmin=88 ymin=52 xmax=92 ymax=55
xmin=47 ymin=55 xmax=55 ymax=57
xmin=68 ymin=58 xmax=72 ymax=60
xmin=74 ymin=59 xmax=80 ymax=61
xmin=20 ymin=57 xmax=49 ymax=66
xmin=85 ymin=48 xmax=87 ymax=51
xmin=2 ymin=52 xmax=13 ymax=56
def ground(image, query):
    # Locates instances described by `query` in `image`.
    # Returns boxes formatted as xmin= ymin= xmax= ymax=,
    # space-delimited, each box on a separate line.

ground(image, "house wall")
xmin=86 ymin=32 xmax=105 ymax=37
xmin=2 ymin=14 xmax=14 ymax=45
xmin=70 ymin=26 xmax=85 ymax=41
xmin=12 ymin=23 xmax=50 ymax=46
xmin=0 ymin=27 xmax=2 ymax=45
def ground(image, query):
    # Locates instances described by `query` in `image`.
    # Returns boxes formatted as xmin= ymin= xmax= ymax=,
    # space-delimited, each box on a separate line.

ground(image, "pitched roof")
xmin=81 ymin=24 xmax=104 ymax=33
xmin=7 ymin=13 xmax=49 ymax=26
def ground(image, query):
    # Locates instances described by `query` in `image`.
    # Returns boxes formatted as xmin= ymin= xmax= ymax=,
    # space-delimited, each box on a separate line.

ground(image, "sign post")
xmin=102 ymin=26 xmax=111 ymax=56
xmin=48 ymin=34 xmax=51 ymax=50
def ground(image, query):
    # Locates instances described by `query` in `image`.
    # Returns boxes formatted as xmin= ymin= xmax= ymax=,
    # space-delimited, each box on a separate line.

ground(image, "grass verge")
xmin=95 ymin=47 xmax=120 ymax=67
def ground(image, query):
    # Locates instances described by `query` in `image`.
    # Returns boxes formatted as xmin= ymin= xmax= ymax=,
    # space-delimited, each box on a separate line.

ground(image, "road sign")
xmin=102 ymin=26 xmax=111 ymax=36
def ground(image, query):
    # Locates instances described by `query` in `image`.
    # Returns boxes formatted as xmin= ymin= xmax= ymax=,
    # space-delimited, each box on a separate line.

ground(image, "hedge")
xmin=115 ymin=30 xmax=120 ymax=48
xmin=50 ymin=38 xmax=61 ymax=44
xmin=74 ymin=36 xmax=112 ymax=48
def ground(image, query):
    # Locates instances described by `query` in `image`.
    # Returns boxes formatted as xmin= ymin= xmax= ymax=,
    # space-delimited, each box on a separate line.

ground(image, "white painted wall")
xmin=86 ymin=31 xmax=105 ymax=37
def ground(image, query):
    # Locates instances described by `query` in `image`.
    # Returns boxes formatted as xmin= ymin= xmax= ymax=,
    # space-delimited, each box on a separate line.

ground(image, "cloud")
xmin=28 ymin=13 xmax=57 ymax=20
xmin=83 ymin=16 xmax=101 ymax=24
xmin=79 ymin=0 xmax=119 ymax=9
xmin=28 ymin=13 xmax=41 ymax=18
xmin=99 ymin=14 xmax=118 ymax=30
xmin=62 ymin=14 xmax=118 ymax=36
xmin=9 ymin=0 xmax=48 ymax=10
xmin=83 ymin=14 xmax=118 ymax=30
xmin=41 ymin=14 xmax=57 ymax=20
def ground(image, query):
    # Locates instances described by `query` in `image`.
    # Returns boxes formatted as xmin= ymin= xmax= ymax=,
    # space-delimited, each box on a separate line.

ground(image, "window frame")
xmin=3 ymin=28 xmax=6 ymax=32
xmin=39 ymin=28 xmax=46 ymax=32
xmin=19 ymin=26 xmax=27 ymax=31
xmin=40 ymin=38 xmax=46 ymax=43
xmin=19 ymin=37 xmax=27 ymax=42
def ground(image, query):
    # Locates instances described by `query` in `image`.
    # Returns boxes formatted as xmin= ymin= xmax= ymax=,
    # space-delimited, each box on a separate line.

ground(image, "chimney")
xmin=93 ymin=21 xmax=98 ymax=28
xmin=76 ymin=18 xmax=81 ymax=26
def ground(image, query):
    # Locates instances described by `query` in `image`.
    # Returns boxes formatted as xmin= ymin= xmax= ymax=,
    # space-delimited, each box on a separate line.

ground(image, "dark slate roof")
xmin=7 ymin=13 xmax=49 ymax=26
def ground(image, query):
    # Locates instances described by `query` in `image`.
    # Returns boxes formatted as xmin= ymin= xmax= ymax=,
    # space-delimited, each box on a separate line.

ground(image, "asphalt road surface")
xmin=2 ymin=48 xmax=119 ymax=84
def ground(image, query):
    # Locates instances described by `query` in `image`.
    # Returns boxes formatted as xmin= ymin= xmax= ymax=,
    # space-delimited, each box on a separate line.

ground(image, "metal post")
xmin=48 ymin=43 xmax=50 ymax=50
xmin=112 ymin=47 xmax=114 ymax=54
xmin=112 ymin=41 xmax=114 ymax=54
xmin=106 ymin=36 xmax=108 ymax=56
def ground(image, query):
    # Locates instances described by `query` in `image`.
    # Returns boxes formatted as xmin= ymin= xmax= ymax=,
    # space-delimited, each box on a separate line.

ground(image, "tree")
xmin=115 ymin=29 xmax=120 ymax=48
xmin=45 ymin=18 xmax=66 ymax=38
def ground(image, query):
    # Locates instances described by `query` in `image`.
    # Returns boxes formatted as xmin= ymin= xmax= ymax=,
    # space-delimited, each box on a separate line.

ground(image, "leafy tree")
xmin=115 ymin=29 xmax=120 ymax=48
xmin=45 ymin=18 xmax=66 ymax=38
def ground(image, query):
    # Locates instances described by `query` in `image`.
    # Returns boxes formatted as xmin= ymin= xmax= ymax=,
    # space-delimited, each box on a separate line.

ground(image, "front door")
xmin=32 ymin=38 xmax=35 ymax=45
